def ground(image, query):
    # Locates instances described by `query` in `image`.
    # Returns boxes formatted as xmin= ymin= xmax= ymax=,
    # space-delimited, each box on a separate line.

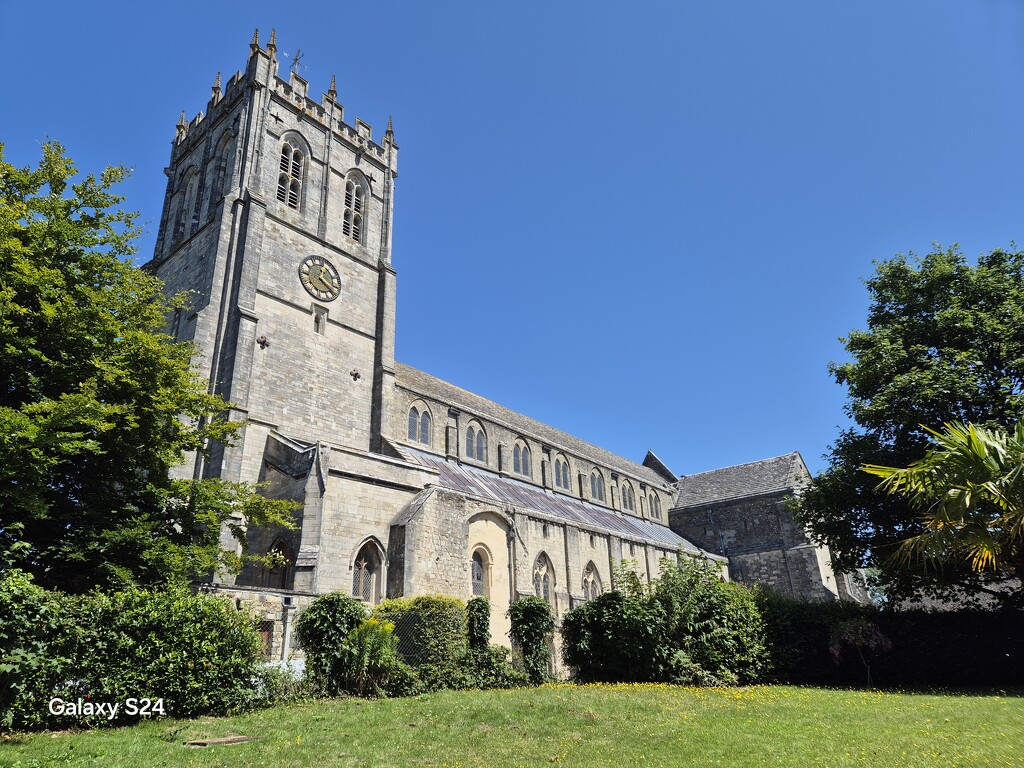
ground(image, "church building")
xmin=146 ymin=32 xmax=859 ymax=660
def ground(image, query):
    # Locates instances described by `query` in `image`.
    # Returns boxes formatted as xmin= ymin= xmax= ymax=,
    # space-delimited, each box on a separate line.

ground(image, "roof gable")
xmin=672 ymin=452 xmax=810 ymax=510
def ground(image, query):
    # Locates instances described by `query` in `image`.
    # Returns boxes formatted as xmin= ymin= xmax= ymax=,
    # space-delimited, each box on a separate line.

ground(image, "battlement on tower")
xmin=170 ymin=29 xmax=396 ymax=168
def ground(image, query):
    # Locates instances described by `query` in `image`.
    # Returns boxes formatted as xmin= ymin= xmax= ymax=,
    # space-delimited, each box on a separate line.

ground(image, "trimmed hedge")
xmin=373 ymin=595 xmax=467 ymax=666
xmin=757 ymin=590 xmax=1024 ymax=687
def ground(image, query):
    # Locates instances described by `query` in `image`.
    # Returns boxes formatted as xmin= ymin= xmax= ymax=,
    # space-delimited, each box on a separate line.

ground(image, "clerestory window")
xmin=465 ymin=424 xmax=487 ymax=463
xmin=650 ymin=494 xmax=662 ymax=520
xmin=554 ymin=457 xmax=571 ymax=490
xmin=513 ymin=443 xmax=532 ymax=478
xmin=407 ymin=406 xmax=432 ymax=446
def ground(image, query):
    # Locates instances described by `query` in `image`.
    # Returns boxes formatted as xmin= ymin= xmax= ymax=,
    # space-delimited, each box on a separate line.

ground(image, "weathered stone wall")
xmin=670 ymin=493 xmax=840 ymax=601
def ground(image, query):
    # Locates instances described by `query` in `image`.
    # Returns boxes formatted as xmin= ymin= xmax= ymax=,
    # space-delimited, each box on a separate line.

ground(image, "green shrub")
xmin=417 ymin=646 xmax=529 ymax=691
xmin=561 ymin=591 xmax=669 ymax=682
xmin=466 ymin=596 xmax=491 ymax=651
xmin=294 ymin=592 xmax=368 ymax=695
xmin=344 ymin=618 xmax=410 ymax=697
xmin=560 ymin=558 xmax=767 ymax=686
xmin=508 ymin=597 xmax=554 ymax=685
xmin=654 ymin=558 xmax=767 ymax=684
xmin=373 ymin=595 xmax=467 ymax=666
xmin=79 ymin=587 xmax=265 ymax=723
xmin=0 ymin=577 xmax=265 ymax=730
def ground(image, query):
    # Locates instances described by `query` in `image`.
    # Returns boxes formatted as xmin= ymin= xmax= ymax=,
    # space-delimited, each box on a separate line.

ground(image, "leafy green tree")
xmin=0 ymin=141 xmax=293 ymax=591
xmin=864 ymin=421 xmax=1024 ymax=594
xmin=794 ymin=246 xmax=1024 ymax=606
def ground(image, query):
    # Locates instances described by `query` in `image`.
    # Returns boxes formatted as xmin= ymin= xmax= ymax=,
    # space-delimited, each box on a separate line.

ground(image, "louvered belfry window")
xmin=277 ymin=143 xmax=303 ymax=209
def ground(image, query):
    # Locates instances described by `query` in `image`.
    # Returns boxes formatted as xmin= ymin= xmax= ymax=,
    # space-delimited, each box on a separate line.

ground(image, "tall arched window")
xmin=352 ymin=541 xmax=384 ymax=603
xmin=419 ymin=410 xmax=431 ymax=445
xmin=407 ymin=406 xmax=431 ymax=445
xmin=466 ymin=424 xmax=486 ymax=463
xmin=650 ymin=494 xmax=662 ymax=520
xmin=209 ymin=132 xmax=235 ymax=208
xmin=343 ymin=176 xmax=366 ymax=242
xmin=533 ymin=554 xmax=553 ymax=605
xmin=173 ymin=169 xmax=199 ymax=245
xmin=277 ymin=142 xmax=303 ymax=209
xmin=471 ymin=548 xmax=490 ymax=597
xmin=513 ymin=443 xmax=532 ymax=478
xmin=590 ymin=471 xmax=606 ymax=502
xmin=408 ymin=407 xmax=418 ymax=441
xmin=265 ymin=539 xmax=294 ymax=590
xmin=554 ymin=457 xmax=571 ymax=490
xmin=582 ymin=562 xmax=602 ymax=601
xmin=622 ymin=483 xmax=636 ymax=512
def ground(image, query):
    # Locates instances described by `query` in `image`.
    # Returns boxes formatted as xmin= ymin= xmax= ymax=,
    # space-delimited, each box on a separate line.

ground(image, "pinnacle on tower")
xmin=267 ymin=28 xmax=277 ymax=57
xmin=175 ymin=110 xmax=187 ymax=140
xmin=212 ymin=71 xmax=222 ymax=100
xmin=250 ymin=28 xmax=260 ymax=54
xmin=385 ymin=115 xmax=394 ymax=139
xmin=328 ymin=74 xmax=337 ymax=99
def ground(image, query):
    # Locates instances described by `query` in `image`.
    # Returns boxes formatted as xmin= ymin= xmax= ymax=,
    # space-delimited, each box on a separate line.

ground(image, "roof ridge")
xmin=680 ymin=452 xmax=799 ymax=479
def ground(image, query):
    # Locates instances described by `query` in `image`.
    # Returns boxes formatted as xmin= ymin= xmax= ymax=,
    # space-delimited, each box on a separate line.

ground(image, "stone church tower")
xmin=149 ymin=29 xmax=398 ymax=487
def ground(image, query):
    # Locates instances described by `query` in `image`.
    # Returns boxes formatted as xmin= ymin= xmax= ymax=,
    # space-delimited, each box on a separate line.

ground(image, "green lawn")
xmin=2 ymin=685 xmax=1021 ymax=768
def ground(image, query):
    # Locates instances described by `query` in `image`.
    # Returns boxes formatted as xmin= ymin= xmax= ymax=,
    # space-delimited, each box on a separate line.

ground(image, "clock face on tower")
xmin=298 ymin=255 xmax=341 ymax=302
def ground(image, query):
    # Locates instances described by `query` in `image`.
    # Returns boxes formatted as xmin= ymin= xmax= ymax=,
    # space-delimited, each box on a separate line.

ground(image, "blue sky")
xmin=3 ymin=2 xmax=1024 ymax=476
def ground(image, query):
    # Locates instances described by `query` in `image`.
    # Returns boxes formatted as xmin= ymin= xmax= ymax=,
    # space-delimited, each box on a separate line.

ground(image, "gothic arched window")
xmin=172 ymin=169 xmax=199 ymax=245
xmin=265 ymin=539 xmax=294 ymax=590
xmin=352 ymin=541 xmax=384 ymax=603
xmin=419 ymin=410 xmax=431 ymax=445
xmin=466 ymin=424 xmax=486 ymax=463
xmin=554 ymin=457 xmax=571 ymax=490
xmin=408 ymin=405 xmax=431 ymax=446
xmin=471 ymin=548 xmax=490 ymax=597
xmin=622 ymin=483 xmax=636 ymax=512
xmin=343 ymin=176 xmax=366 ymax=242
xmin=277 ymin=142 xmax=303 ymax=210
xmin=582 ymin=562 xmax=602 ymax=602
xmin=650 ymin=494 xmax=662 ymax=520
xmin=590 ymin=471 xmax=606 ymax=502
xmin=533 ymin=554 xmax=553 ymax=605
xmin=513 ymin=443 xmax=532 ymax=478
xmin=209 ymin=132 xmax=235 ymax=208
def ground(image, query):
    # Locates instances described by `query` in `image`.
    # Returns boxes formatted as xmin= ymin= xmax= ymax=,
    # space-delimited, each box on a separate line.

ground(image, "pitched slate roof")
xmin=400 ymin=446 xmax=708 ymax=555
xmin=395 ymin=362 xmax=668 ymax=487
xmin=672 ymin=452 xmax=810 ymax=510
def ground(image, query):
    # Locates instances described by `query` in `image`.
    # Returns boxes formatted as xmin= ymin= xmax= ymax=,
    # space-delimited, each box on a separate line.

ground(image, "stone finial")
xmin=250 ymin=28 xmax=260 ymax=54
xmin=267 ymin=28 xmax=277 ymax=57
xmin=175 ymin=110 xmax=187 ymax=140
xmin=328 ymin=74 xmax=337 ymax=99
xmin=211 ymin=71 xmax=222 ymax=100
xmin=385 ymin=115 xmax=395 ymax=142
